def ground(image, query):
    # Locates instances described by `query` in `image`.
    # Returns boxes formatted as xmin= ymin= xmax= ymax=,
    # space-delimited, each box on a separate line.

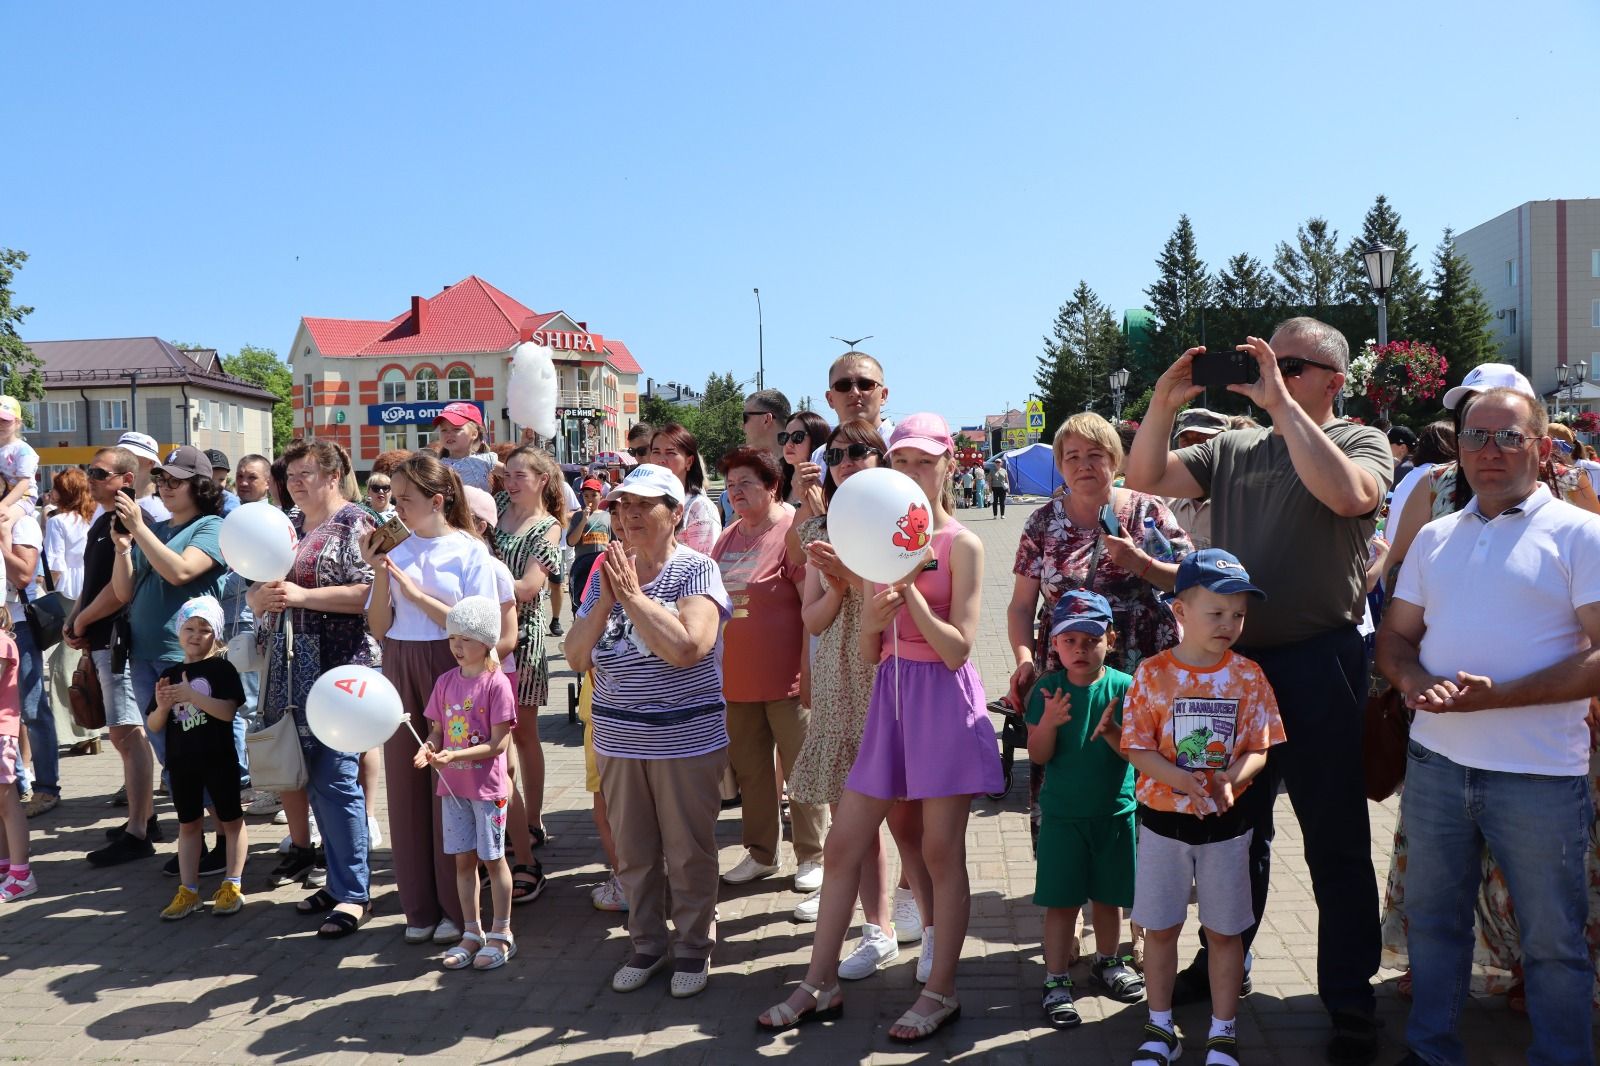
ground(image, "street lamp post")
xmin=1558 ymin=360 xmax=1589 ymax=421
xmin=1109 ymin=367 xmax=1130 ymax=423
xmin=753 ymin=288 xmax=764 ymax=392
xmin=1362 ymin=241 xmax=1398 ymax=349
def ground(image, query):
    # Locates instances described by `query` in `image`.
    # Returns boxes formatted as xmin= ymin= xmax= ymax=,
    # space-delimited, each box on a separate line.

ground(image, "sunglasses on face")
xmin=627 ymin=446 xmax=650 ymax=459
xmin=825 ymin=444 xmax=881 ymax=466
xmin=742 ymin=411 xmax=767 ymax=422
xmin=776 ymin=431 xmax=810 ymax=446
xmin=86 ymin=466 xmax=116 ymax=481
xmin=830 ymin=377 xmax=881 ymax=394
xmin=1459 ymin=428 xmax=1534 ymax=452
xmin=368 ymin=484 xmax=391 ymax=493
xmin=1275 ymin=356 xmax=1340 ymax=378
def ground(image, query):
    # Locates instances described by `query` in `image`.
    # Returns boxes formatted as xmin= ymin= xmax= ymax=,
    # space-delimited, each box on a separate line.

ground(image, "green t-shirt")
xmin=1024 ymin=667 xmax=1135 ymax=819
xmin=129 ymin=515 xmax=227 ymax=663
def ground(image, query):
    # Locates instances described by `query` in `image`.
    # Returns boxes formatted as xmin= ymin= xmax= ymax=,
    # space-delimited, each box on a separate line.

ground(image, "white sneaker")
xmin=367 ymin=814 xmax=382 ymax=849
xmin=591 ymin=876 xmax=629 ymax=912
xmin=244 ymin=790 xmax=283 ymax=817
xmin=793 ymin=861 xmax=824 ymax=893
xmin=915 ymin=926 xmax=936 ymax=983
xmin=272 ymin=809 xmax=288 ymax=825
xmin=838 ymin=923 xmax=899 ymax=980
xmin=792 ymin=888 xmax=821 ymax=922
xmin=722 ymin=851 xmax=779 ymax=885
xmin=893 ymin=887 xmax=923 ymax=943
xmin=432 ymin=918 xmax=463 ymax=944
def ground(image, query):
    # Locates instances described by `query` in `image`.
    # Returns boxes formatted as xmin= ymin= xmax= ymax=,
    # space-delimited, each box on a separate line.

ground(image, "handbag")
xmin=244 ymin=644 xmax=307 ymax=792
xmin=225 ymin=584 xmax=267 ymax=674
xmin=1362 ymin=684 xmax=1411 ymax=802
xmin=19 ymin=542 xmax=67 ymax=650
xmin=68 ymin=652 xmax=106 ymax=732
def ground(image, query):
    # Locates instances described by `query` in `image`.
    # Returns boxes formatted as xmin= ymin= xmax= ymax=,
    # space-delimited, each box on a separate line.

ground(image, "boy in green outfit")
xmin=1025 ymin=589 xmax=1145 ymax=1027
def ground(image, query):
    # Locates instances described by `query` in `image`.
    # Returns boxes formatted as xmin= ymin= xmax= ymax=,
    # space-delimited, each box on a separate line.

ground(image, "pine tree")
xmin=1037 ymin=281 xmax=1128 ymax=430
xmin=0 ymin=249 xmax=45 ymax=420
xmin=1273 ymin=217 xmax=1343 ymax=309
xmin=1144 ymin=215 xmax=1213 ymax=359
xmin=1420 ymin=227 xmax=1500 ymax=385
xmin=1212 ymin=253 xmax=1282 ymax=343
xmin=1339 ymin=194 xmax=1426 ymax=340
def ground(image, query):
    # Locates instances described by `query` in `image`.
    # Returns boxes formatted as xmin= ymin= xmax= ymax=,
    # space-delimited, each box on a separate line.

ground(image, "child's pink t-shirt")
xmin=422 ymin=666 xmax=517 ymax=800
xmin=0 ymin=630 xmax=19 ymax=738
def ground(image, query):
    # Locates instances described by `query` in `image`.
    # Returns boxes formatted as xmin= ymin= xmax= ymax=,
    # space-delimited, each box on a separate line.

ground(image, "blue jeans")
xmin=235 ymin=668 xmax=259 ymax=790
xmin=1402 ymin=740 xmax=1594 ymax=1066
xmin=15 ymin=622 xmax=59 ymax=798
xmin=134 ymin=657 xmax=182 ymax=793
xmin=295 ymin=708 xmax=370 ymax=904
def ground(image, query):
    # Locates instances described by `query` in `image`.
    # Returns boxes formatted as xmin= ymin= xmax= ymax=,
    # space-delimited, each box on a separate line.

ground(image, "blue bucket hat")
xmin=1049 ymin=589 xmax=1115 ymax=638
xmin=1174 ymin=548 xmax=1266 ymax=600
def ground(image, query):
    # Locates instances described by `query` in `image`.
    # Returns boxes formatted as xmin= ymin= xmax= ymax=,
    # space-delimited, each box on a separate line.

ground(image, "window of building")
xmin=447 ymin=367 xmax=472 ymax=400
xmin=1507 ymin=259 xmax=1518 ymax=287
xmin=1593 ymin=250 xmax=1600 ymax=278
xmin=47 ymin=401 xmax=75 ymax=432
xmin=100 ymin=399 xmax=128 ymax=431
xmin=415 ymin=428 xmax=436 ymax=450
xmin=381 ymin=426 xmax=409 ymax=453
xmin=381 ymin=368 xmax=406 ymax=403
xmin=232 ymin=404 xmax=242 ymax=432
xmin=1508 ymin=309 xmax=1517 ymax=335
xmin=415 ymin=368 xmax=439 ymax=402
xmin=21 ymin=401 xmax=39 ymax=429
xmin=1593 ymin=300 xmax=1600 ymax=329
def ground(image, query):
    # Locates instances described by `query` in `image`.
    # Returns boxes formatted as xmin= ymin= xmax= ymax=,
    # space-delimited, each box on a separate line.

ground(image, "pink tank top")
xmin=877 ymin=518 xmax=965 ymax=663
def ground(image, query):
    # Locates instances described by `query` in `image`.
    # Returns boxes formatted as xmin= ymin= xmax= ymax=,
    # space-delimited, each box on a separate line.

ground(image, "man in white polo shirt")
xmin=1378 ymin=386 xmax=1600 ymax=1066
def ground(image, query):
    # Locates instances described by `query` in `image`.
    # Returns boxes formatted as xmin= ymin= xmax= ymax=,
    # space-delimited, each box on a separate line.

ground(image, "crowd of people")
xmin=2 ymin=325 xmax=1598 ymax=1064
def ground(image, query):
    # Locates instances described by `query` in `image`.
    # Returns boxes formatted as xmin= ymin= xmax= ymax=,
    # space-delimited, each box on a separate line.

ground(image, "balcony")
xmin=558 ymin=390 xmax=605 ymax=410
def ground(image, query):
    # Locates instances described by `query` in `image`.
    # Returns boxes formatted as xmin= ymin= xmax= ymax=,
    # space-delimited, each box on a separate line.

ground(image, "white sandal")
xmin=442 ymin=933 xmax=484 ymax=971
xmin=473 ymin=931 xmax=517 ymax=970
xmin=757 ymin=981 xmax=843 ymax=1030
xmin=611 ymin=954 xmax=669 ymax=992
xmin=888 ymin=990 xmax=960 ymax=1043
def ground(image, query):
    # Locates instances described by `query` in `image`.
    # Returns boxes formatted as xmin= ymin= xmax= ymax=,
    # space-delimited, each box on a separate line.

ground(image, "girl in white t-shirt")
xmin=362 ymin=454 xmax=515 ymax=946
xmin=0 ymin=397 xmax=40 ymax=519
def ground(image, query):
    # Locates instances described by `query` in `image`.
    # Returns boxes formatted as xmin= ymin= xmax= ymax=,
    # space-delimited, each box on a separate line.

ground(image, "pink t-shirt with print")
xmin=0 ymin=630 xmax=18 ymax=738
xmin=422 ymin=666 xmax=517 ymax=800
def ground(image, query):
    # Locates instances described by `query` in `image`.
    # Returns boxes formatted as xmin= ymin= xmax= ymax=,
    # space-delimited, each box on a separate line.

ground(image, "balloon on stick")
xmin=826 ymin=467 xmax=934 ymax=585
xmin=508 ymin=341 xmax=558 ymax=439
xmin=218 ymin=501 xmax=299 ymax=583
xmin=305 ymin=666 xmax=405 ymax=753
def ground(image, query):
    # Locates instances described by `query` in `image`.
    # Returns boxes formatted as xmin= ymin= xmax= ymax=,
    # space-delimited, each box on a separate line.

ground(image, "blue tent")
xmin=1001 ymin=443 xmax=1061 ymax=497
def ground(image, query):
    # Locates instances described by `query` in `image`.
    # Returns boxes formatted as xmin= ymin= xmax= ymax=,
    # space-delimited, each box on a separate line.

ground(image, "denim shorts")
xmin=92 ymin=649 xmax=144 ymax=729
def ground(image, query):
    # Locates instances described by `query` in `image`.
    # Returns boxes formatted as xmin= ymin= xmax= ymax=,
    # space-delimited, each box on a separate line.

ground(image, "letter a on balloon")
xmin=334 ymin=678 xmax=368 ymax=698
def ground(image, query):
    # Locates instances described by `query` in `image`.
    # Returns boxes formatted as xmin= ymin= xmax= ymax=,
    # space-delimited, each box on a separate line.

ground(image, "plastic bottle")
xmin=1143 ymin=516 xmax=1175 ymax=563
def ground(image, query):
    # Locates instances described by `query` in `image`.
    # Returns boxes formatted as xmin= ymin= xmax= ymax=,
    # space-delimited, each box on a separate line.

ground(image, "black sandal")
xmin=531 ymin=825 xmax=548 ymax=848
xmin=1131 ymin=1022 xmax=1182 ymax=1065
xmin=297 ymin=888 xmax=337 ymax=916
xmin=316 ymin=903 xmax=371 ymax=940
xmin=512 ymin=863 xmax=547 ymax=906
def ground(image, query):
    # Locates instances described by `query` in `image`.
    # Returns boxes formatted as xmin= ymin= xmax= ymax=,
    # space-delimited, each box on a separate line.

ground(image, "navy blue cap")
xmin=1174 ymin=548 xmax=1266 ymax=600
xmin=1049 ymin=589 xmax=1114 ymax=638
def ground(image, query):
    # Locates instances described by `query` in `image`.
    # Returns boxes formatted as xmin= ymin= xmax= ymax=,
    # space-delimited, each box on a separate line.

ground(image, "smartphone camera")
xmin=1191 ymin=348 xmax=1260 ymax=388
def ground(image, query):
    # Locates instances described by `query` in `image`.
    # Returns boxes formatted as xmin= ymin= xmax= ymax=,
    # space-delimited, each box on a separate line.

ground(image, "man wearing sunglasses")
xmin=1125 ymin=317 xmax=1393 ymax=1064
xmin=808 ymin=351 xmax=896 ymax=474
xmin=741 ymin=389 xmax=792 ymax=456
xmin=1377 ymin=387 xmax=1600 ymax=1065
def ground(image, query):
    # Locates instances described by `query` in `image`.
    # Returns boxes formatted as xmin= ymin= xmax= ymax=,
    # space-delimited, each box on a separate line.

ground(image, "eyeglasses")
xmin=1275 ymin=357 xmax=1341 ymax=378
xmin=86 ymin=466 xmax=115 ymax=481
xmin=776 ymin=431 xmax=810 ymax=446
xmin=825 ymin=444 xmax=881 ymax=466
xmin=742 ymin=411 xmax=767 ymax=422
xmin=1459 ymin=428 xmax=1534 ymax=452
xmin=627 ymin=446 xmax=650 ymax=459
xmin=152 ymin=472 xmax=185 ymax=488
xmin=830 ymin=377 xmax=881 ymax=394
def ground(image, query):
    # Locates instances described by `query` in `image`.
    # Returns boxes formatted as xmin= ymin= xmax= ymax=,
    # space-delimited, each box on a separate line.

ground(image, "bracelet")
xmin=117 ymin=549 xmax=133 ymax=557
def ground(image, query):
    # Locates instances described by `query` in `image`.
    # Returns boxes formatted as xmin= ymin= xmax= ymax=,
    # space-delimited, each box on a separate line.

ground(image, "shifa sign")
xmin=527 ymin=329 xmax=605 ymax=354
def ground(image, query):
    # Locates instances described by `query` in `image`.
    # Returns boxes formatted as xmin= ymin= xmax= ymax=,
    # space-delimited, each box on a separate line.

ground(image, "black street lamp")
xmin=1362 ymin=241 xmax=1398 ymax=348
xmin=1109 ymin=367 xmax=1130 ymax=423
xmin=1557 ymin=360 xmax=1589 ymax=419
xmin=753 ymin=288 xmax=764 ymax=391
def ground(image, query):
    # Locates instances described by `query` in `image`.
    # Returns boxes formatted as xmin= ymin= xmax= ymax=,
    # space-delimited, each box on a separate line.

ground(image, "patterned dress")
xmin=494 ymin=493 xmax=562 ymax=709
xmin=787 ymin=516 xmax=876 ymax=806
xmin=1012 ymin=491 xmax=1191 ymax=676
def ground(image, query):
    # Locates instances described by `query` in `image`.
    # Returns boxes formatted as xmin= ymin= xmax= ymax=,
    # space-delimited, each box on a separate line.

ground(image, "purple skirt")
xmin=845 ymin=657 xmax=1004 ymax=801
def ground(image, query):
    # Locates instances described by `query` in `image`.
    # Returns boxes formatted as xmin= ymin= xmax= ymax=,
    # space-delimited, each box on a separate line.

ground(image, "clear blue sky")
xmin=11 ymin=0 xmax=1596 ymax=429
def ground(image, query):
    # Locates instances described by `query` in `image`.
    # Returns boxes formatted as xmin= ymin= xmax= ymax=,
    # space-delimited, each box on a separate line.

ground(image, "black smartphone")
xmin=1191 ymin=348 xmax=1259 ymax=387
xmin=111 ymin=486 xmax=136 ymax=534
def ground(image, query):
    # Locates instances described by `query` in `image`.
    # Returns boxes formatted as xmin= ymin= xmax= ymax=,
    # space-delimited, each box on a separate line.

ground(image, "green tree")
xmin=688 ymin=371 xmax=745 ymax=471
xmin=1273 ymin=217 xmax=1343 ymax=310
xmin=638 ymin=392 xmax=690 ymax=432
xmin=221 ymin=346 xmax=294 ymax=455
xmin=1340 ymin=194 xmax=1426 ymax=340
xmin=1419 ymin=227 xmax=1500 ymax=386
xmin=0 ymin=249 xmax=45 ymax=422
xmin=1212 ymin=253 xmax=1282 ymax=341
xmin=1037 ymin=281 xmax=1128 ymax=430
xmin=1144 ymin=215 xmax=1213 ymax=359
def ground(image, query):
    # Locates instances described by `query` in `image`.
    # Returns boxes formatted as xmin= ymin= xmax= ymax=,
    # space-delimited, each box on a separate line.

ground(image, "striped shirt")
xmin=579 ymin=546 xmax=732 ymax=759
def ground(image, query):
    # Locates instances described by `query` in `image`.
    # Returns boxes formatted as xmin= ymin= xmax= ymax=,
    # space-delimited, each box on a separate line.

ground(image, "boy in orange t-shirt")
xmin=1119 ymin=549 xmax=1285 ymax=1066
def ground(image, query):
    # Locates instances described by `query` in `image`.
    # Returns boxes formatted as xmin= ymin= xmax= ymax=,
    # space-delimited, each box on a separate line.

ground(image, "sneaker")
xmin=792 ymin=889 xmax=821 ymax=922
xmin=211 ymin=881 xmax=245 ymax=916
xmin=838 ymin=923 xmax=899 ymax=980
xmin=1042 ymin=976 xmax=1081 ymax=1027
xmin=267 ymin=845 xmax=318 ymax=887
xmin=1090 ymin=954 xmax=1147 ymax=1003
xmin=306 ymin=847 xmax=327 ymax=888
xmin=272 ymin=809 xmax=289 ymax=825
xmin=892 ymin=887 xmax=923 ymax=944
xmin=793 ymin=861 xmax=824 ymax=893
xmin=915 ymin=926 xmax=936 ymax=983
xmin=432 ymin=918 xmax=463 ymax=944
xmin=106 ymin=815 xmax=164 ymax=843
xmin=0 ymin=874 xmax=38 ymax=902
xmin=721 ymin=851 xmax=779 ymax=885
xmin=161 ymin=885 xmax=203 ymax=920
xmin=548 ymin=619 xmax=564 ymax=637
xmin=244 ymin=790 xmax=283 ymax=817
xmin=367 ymin=814 xmax=382 ymax=849
xmin=198 ymin=839 xmax=228 ymax=878
xmin=591 ymin=876 xmax=629 ymax=912
xmin=107 ymin=785 xmax=128 ymax=807
xmin=87 ymin=831 xmax=156 ymax=867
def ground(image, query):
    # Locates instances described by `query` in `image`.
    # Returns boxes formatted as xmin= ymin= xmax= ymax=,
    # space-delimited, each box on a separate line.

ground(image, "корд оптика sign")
xmin=367 ymin=400 xmax=487 ymax=425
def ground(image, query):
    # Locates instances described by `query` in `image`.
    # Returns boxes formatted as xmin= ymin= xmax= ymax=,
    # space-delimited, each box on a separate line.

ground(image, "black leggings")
xmin=992 ymin=489 xmax=1007 ymax=517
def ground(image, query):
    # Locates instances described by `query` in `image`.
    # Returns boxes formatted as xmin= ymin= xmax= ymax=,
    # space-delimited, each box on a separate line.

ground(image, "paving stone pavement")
xmin=3 ymin=499 xmax=1576 ymax=1063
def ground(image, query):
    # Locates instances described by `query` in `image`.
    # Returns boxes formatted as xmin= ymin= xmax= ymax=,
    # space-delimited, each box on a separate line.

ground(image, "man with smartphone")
xmin=1125 ymin=318 xmax=1392 ymax=1065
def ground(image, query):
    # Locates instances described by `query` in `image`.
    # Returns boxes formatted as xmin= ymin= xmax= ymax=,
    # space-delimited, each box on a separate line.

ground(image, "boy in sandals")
xmin=1025 ymin=590 xmax=1144 ymax=1027
xmin=1120 ymin=551 xmax=1284 ymax=1066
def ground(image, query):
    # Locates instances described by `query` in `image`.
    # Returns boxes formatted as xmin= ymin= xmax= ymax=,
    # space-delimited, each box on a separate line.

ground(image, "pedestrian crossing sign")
xmin=1025 ymin=400 xmax=1045 ymax=432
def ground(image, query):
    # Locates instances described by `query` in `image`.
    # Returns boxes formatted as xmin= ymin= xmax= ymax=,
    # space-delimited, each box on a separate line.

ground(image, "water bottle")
xmin=1143 ymin=516 xmax=1175 ymax=563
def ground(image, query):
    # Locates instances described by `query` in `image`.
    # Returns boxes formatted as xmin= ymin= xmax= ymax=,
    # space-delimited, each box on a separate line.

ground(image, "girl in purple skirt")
xmin=759 ymin=412 xmax=1002 ymax=1043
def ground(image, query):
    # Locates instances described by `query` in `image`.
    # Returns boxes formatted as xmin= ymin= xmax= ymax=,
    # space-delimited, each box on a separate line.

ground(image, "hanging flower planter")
xmin=1343 ymin=340 xmax=1448 ymax=422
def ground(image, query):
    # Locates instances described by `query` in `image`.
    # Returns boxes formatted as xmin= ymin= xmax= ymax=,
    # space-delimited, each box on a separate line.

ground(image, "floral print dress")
xmin=493 ymin=494 xmax=562 ymax=709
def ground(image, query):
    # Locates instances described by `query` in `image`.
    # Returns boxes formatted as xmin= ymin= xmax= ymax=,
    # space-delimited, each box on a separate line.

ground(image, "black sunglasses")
xmin=830 ymin=377 xmax=881 ymax=394
xmin=825 ymin=444 xmax=881 ymax=466
xmin=776 ymin=431 xmax=811 ymax=446
xmin=627 ymin=446 xmax=650 ymax=459
xmin=368 ymin=483 xmax=392 ymax=493
xmin=1276 ymin=356 xmax=1340 ymax=378
xmin=86 ymin=466 xmax=115 ymax=481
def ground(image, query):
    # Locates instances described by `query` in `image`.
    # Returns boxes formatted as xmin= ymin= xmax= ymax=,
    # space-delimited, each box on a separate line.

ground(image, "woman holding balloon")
xmin=363 ymin=453 xmax=516 ymax=946
xmin=245 ymin=440 xmax=379 ymax=937
xmin=760 ymin=413 xmax=1000 ymax=1043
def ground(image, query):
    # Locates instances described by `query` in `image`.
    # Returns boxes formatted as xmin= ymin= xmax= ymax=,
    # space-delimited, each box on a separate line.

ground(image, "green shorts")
xmin=1033 ymin=812 xmax=1136 ymax=909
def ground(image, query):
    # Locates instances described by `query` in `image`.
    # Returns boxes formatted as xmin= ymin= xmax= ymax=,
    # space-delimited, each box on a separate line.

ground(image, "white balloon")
xmin=508 ymin=341 xmax=558 ymax=439
xmin=305 ymin=665 xmax=405 ymax=753
xmin=218 ymin=501 xmax=299 ymax=583
xmin=827 ymin=467 xmax=934 ymax=585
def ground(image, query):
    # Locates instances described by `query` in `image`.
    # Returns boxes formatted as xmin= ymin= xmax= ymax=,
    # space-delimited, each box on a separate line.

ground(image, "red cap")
xmin=434 ymin=402 xmax=484 ymax=428
xmin=581 ymin=478 xmax=605 ymax=493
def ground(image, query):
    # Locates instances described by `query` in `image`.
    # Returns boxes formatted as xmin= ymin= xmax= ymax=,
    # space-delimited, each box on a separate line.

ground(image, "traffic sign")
xmin=1025 ymin=400 xmax=1045 ymax=431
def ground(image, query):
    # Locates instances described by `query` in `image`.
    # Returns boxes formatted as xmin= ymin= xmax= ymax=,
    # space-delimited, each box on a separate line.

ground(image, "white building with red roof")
xmin=286 ymin=276 xmax=643 ymax=469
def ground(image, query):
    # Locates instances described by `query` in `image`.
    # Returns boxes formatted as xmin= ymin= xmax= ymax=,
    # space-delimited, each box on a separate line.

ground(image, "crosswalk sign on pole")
xmin=1025 ymin=400 xmax=1045 ymax=433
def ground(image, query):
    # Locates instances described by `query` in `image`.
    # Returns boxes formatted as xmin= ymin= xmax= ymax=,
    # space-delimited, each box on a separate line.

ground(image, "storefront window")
xmin=381 ymin=426 xmax=409 ymax=453
xmin=447 ymin=367 xmax=472 ymax=400
xmin=381 ymin=368 xmax=406 ymax=403
xmin=415 ymin=428 xmax=436 ymax=450
xmin=415 ymin=368 xmax=439 ymax=402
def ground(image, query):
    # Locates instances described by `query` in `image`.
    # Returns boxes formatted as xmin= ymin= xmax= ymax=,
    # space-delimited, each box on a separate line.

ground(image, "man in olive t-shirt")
xmin=1125 ymin=318 xmax=1391 ymax=1065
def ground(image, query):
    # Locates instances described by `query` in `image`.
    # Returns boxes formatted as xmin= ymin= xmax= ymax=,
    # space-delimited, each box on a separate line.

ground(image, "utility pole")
xmin=753 ymin=288 xmax=764 ymax=391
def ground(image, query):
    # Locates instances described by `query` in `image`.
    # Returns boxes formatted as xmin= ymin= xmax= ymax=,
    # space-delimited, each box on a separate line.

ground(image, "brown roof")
xmin=25 ymin=337 xmax=280 ymax=403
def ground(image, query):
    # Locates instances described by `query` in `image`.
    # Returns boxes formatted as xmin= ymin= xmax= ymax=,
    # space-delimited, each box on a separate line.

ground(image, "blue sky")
xmin=10 ymin=0 xmax=1596 ymax=429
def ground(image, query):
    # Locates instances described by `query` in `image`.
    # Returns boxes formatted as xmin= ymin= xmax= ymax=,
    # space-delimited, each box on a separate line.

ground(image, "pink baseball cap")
xmin=888 ymin=412 xmax=954 ymax=455
xmin=434 ymin=401 xmax=484 ymax=428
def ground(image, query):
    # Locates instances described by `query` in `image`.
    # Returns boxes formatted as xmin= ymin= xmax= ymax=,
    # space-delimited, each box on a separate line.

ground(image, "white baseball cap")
xmin=116 ymin=431 xmax=161 ymax=463
xmin=1441 ymin=363 xmax=1537 ymax=411
xmin=598 ymin=463 xmax=685 ymax=509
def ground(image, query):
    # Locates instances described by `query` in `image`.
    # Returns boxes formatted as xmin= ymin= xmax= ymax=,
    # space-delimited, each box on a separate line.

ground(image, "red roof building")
xmin=286 ymin=276 xmax=644 ymax=469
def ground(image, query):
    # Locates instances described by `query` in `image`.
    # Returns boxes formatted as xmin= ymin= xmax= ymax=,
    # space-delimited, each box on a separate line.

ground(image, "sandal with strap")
xmin=296 ymin=889 xmax=337 ymax=916
xmin=1131 ymin=1021 xmax=1182 ymax=1065
xmin=316 ymin=903 xmax=370 ymax=940
xmin=888 ymin=990 xmax=960 ymax=1043
xmin=1204 ymin=1033 xmax=1239 ymax=1064
xmin=757 ymin=981 xmax=844 ymax=1031
xmin=474 ymin=931 xmax=517 ymax=970
xmin=442 ymin=933 xmax=485 ymax=970
xmin=512 ymin=864 xmax=546 ymax=906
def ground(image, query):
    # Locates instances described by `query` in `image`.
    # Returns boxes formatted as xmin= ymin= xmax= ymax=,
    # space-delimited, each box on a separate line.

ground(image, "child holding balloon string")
xmin=414 ymin=595 xmax=519 ymax=970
